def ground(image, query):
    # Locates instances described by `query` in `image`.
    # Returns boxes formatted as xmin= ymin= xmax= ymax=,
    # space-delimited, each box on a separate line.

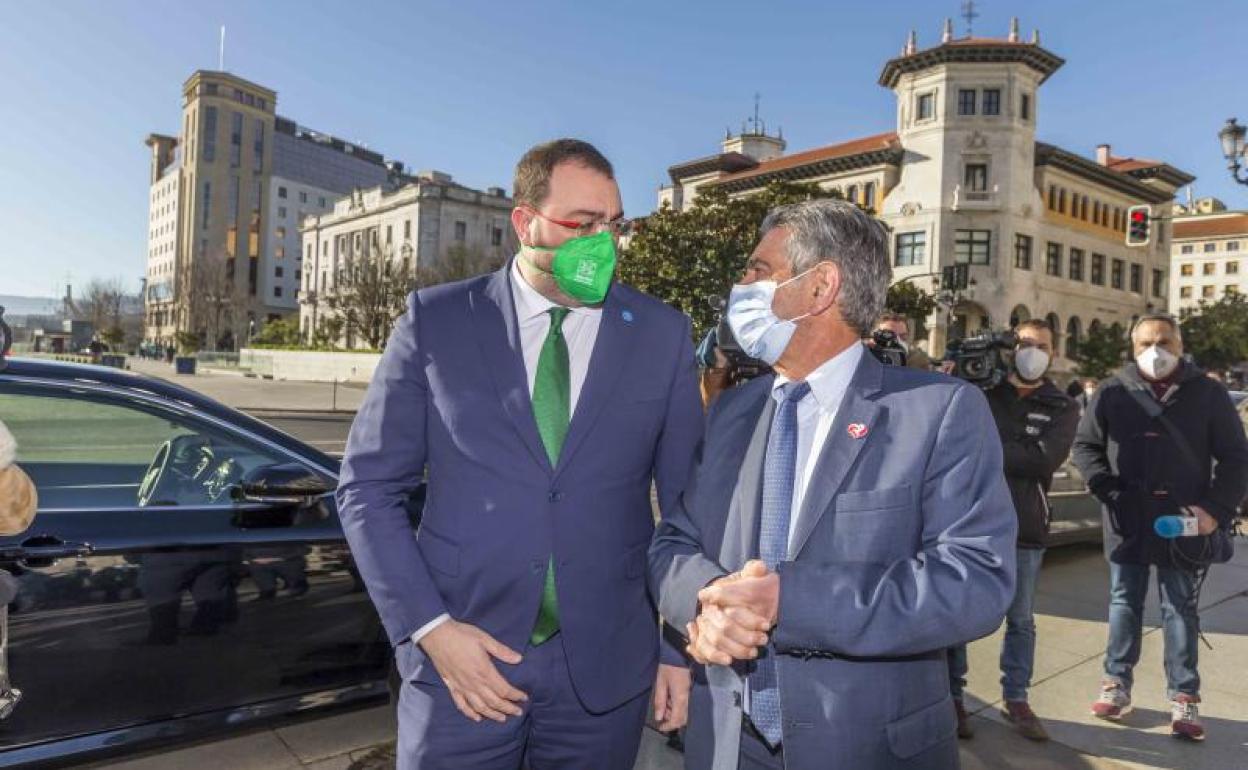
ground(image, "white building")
xmin=299 ymin=173 xmax=516 ymax=348
xmin=659 ymin=19 xmax=1193 ymax=374
xmin=1170 ymin=200 xmax=1248 ymax=313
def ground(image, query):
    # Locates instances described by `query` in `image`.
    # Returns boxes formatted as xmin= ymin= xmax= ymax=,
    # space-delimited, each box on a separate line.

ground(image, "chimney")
xmin=942 ymin=18 xmax=953 ymax=43
xmin=905 ymin=29 xmax=917 ymax=55
xmin=1096 ymin=144 xmax=1111 ymax=166
xmin=1008 ymin=17 xmax=1020 ymax=43
xmin=1031 ymin=28 xmax=1041 ymax=45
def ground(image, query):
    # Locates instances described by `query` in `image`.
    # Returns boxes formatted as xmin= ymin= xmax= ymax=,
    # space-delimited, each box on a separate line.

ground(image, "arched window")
xmin=1066 ymin=316 xmax=1082 ymax=360
xmin=1045 ymin=312 xmax=1062 ymax=358
xmin=1009 ymin=304 xmax=1032 ymax=327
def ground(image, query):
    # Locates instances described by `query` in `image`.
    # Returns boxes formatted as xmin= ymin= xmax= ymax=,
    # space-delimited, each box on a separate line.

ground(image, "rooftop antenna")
xmin=960 ymin=0 xmax=979 ymax=37
xmin=219 ymin=25 xmax=226 ymax=71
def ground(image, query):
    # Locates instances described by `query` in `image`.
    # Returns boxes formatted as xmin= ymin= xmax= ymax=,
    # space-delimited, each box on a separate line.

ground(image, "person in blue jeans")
xmin=1072 ymin=315 xmax=1248 ymax=742
xmin=947 ymin=320 xmax=1079 ymax=742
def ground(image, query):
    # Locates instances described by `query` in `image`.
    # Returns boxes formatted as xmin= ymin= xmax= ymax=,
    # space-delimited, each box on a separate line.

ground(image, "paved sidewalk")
xmin=128 ymin=358 xmax=366 ymax=413
xmin=84 ymin=544 xmax=1247 ymax=769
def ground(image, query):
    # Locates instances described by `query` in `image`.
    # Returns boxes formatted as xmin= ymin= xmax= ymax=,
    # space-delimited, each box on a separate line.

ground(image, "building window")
xmin=1130 ymin=263 xmax=1142 ymax=293
xmin=1203 ymin=262 xmax=1217 ymax=276
xmin=1226 ymin=241 xmax=1240 ymax=252
xmin=1069 ymin=248 xmax=1085 ymax=281
xmin=278 ymin=186 xmax=288 ymax=199
xmin=201 ymin=181 xmax=211 ymax=230
xmin=386 ymin=224 xmax=393 ymax=244
xmin=982 ymin=89 xmax=1001 ymax=115
xmin=1047 ymin=186 xmax=1057 ymax=210
xmin=1204 ymin=243 xmax=1216 ymax=253
xmin=454 ymin=221 xmax=467 ymax=241
xmin=958 ymin=89 xmax=976 ymax=116
xmin=1180 ymin=286 xmax=1192 ymax=298
xmin=404 ymin=220 xmax=412 ymax=239
xmin=1091 ymin=253 xmax=1106 ymax=285
xmin=230 ymin=111 xmax=242 ymax=168
xmin=1227 ymin=285 xmax=1240 ymax=296
xmin=863 ymin=181 xmax=876 ymax=207
xmin=492 ymin=227 xmax=503 ymax=247
xmin=1058 ymin=188 xmax=1067 ymax=214
xmin=964 ymin=163 xmax=988 ymax=192
xmin=954 ymin=229 xmax=991 ymax=265
xmin=319 ymin=196 xmax=326 ymax=207
xmin=275 ymin=266 xmax=284 ymax=278
xmin=1181 ymin=263 xmax=1194 ymax=276
xmin=275 ymin=246 xmax=285 ymax=259
xmin=1092 ymin=201 xmax=1101 ymax=224
xmin=1227 ymin=261 xmax=1239 ymax=274
xmin=299 ymin=191 xmax=308 ymax=203
xmin=274 ymin=286 xmax=283 ymax=298
xmin=1014 ymin=234 xmax=1032 ymax=270
xmin=1111 ymin=258 xmax=1124 ymax=289
xmin=202 ymin=106 xmax=218 ymax=163
xmin=916 ymin=92 xmax=935 ymax=121
xmin=845 ymin=184 xmax=858 ymax=204
xmin=895 ymin=231 xmax=926 ymax=267
xmin=1020 ymin=93 xmax=1031 ymax=120
xmin=253 ymin=117 xmax=264 ymax=173
xmin=1202 ymin=285 xmax=1216 ymax=298
xmin=1152 ymin=269 xmax=1165 ymax=298
xmin=1080 ymin=196 xmax=1089 ymax=221
xmin=1045 ymin=242 xmax=1062 ymax=276
xmin=278 ymin=206 xmax=287 ymax=219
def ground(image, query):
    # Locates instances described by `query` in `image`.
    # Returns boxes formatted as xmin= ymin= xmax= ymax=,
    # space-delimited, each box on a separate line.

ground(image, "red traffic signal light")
xmin=1126 ymin=205 xmax=1151 ymax=247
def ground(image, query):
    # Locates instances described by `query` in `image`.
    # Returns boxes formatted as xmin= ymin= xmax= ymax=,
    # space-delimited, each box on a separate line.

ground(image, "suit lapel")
xmin=727 ymin=390 xmax=776 ymax=570
xmin=553 ymin=287 xmax=635 ymax=477
xmin=471 ymin=263 xmax=553 ymax=474
xmin=788 ymin=353 xmax=884 ymax=559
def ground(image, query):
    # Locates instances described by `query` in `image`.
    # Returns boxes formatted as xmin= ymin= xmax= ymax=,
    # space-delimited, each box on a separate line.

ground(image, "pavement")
xmin=99 ymin=357 xmax=1248 ymax=769
xmin=127 ymin=358 xmax=368 ymax=414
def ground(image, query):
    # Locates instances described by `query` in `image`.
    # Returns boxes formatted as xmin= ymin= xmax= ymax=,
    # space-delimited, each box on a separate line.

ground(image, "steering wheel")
xmin=137 ymin=434 xmax=214 ymax=507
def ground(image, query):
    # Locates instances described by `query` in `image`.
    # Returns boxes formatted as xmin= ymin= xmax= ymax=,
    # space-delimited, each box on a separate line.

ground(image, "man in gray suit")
xmin=649 ymin=199 xmax=1017 ymax=770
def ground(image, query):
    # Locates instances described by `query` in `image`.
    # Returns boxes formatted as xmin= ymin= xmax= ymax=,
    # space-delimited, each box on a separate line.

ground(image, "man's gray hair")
xmin=1131 ymin=312 xmax=1182 ymax=341
xmin=759 ymin=199 xmax=891 ymax=334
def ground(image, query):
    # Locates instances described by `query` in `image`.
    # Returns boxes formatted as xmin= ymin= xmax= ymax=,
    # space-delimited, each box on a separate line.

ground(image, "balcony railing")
xmin=951 ymin=184 xmax=1000 ymax=211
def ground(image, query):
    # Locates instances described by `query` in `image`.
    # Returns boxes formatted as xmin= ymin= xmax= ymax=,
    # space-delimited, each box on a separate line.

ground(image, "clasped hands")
xmin=686 ymin=560 xmax=780 ymax=666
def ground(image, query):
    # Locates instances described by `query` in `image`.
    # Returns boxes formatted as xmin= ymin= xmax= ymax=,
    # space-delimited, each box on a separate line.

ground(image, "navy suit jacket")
xmin=650 ymin=352 xmax=1017 ymax=769
xmin=337 ymin=262 xmax=703 ymax=713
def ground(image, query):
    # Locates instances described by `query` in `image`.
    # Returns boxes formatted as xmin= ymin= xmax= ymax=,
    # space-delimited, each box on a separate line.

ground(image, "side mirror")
xmin=233 ymin=463 xmax=333 ymax=507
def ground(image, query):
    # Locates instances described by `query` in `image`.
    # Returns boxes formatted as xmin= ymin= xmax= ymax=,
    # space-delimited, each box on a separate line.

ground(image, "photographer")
xmin=1072 ymin=314 xmax=1248 ymax=742
xmin=947 ymin=319 xmax=1078 ymax=742
xmin=874 ymin=312 xmax=931 ymax=369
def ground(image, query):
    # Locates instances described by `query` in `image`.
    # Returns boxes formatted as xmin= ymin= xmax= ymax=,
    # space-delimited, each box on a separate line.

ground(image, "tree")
xmin=250 ymin=316 xmax=301 ymax=348
xmin=618 ymin=181 xmax=845 ymax=342
xmin=326 ymin=240 xmax=415 ymax=350
xmin=312 ymin=314 xmax=345 ymax=349
xmin=1075 ymin=322 xmax=1129 ymax=380
xmin=71 ymin=278 xmax=124 ymax=335
xmin=179 ymin=257 xmax=240 ymax=351
xmin=1179 ymin=293 xmax=1248 ymax=372
xmin=418 ymin=243 xmax=504 ymax=287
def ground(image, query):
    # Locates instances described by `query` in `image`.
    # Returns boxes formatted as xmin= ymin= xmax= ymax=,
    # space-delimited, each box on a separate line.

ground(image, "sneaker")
xmin=954 ymin=699 xmax=974 ymax=739
xmin=1002 ymin=700 xmax=1049 ymax=742
xmin=1091 ymin=680 xmax=1133 ymax=721
xmin=1170 ymin=694 xmax=1205 ymax=742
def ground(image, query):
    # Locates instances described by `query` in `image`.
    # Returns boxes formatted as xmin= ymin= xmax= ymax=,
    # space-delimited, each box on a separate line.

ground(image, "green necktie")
xmin=530 ymin=306 xmax=570 ymax=645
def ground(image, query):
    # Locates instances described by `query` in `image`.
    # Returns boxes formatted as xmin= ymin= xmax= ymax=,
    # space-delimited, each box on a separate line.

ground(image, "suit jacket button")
xmin=531 ymin=561 xmax=544 ymax=573
xmin=549 ymin=491 xmax=563 ymax=502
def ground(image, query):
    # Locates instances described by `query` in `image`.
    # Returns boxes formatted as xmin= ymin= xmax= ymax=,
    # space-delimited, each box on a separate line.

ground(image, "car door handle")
xmin=13 ymin=536 xmax=95 ymax=561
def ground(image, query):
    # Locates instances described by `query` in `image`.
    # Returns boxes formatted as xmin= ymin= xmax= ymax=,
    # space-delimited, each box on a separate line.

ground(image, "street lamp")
xmin=1219 ymin=117 xmax=1248 ymax=185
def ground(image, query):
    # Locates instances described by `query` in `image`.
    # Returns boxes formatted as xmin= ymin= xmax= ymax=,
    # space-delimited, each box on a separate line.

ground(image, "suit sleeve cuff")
xmin=410 ymin=613 xmax=451 ymax=647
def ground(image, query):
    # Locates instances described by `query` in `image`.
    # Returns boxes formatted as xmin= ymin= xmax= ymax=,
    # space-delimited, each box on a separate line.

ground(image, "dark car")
xmin=0 ymin=358 xmax=393 ymax=767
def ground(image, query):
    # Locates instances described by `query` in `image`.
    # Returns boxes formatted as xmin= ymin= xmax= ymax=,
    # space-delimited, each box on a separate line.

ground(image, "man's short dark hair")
xmin=1015 ymin=318 xmax=1054 ymax=339
xmin=513 ymin=139 xmax=614 ymax=209
xmin=876 ymin=312 xmax=908 ymax=327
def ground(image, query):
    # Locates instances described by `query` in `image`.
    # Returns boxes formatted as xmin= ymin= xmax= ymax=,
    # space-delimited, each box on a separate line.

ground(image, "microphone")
xmin=1154 ymin=515 xmax=1200 ymax=539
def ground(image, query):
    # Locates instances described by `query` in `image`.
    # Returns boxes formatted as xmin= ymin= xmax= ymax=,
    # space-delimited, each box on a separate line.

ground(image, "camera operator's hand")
xmin=1186 ymin=505 xmax=1220 ymax=535
xmin=938 ymin=361 xmax=956 ymax=376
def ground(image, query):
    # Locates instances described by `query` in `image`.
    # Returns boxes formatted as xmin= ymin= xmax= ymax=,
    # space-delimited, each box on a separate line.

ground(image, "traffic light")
xmin=1126 ymin=205 xmax=1151 ymax=247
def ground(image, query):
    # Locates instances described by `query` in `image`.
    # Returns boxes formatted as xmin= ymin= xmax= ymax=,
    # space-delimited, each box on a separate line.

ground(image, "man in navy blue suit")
xmin=337 ymin=139 xmax=703 ymax=769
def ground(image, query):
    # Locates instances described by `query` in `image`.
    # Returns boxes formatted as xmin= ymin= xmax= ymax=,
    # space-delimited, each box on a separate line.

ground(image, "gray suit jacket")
xmin=649 ymin=350 xmax=1017 ymax=770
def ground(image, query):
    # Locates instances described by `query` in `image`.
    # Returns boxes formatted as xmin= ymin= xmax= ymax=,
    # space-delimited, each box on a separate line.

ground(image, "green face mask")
xmin=522 ymin=231 xmax=617 ymax=304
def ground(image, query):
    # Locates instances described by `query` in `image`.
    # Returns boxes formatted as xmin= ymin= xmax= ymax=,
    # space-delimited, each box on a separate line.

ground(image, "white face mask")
xmin=725 ymin=267 xmax=816 ymax=365
xmin=1013 ymin=346 xmax=1050 ymax=382
xmin=1136 ymin=344 xmax=1179 ymax=380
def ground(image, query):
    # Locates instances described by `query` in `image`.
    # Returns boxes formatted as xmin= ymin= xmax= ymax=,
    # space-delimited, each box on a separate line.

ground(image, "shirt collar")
xmin=772 ymin=342 xmax=866 ymax=411
xmin=509 ymin=255 xmax=601 ymax=322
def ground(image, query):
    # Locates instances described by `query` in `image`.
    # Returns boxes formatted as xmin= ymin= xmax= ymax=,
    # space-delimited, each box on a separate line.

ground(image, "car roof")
xmin=0 ymin=357 xmax=339 ymax=473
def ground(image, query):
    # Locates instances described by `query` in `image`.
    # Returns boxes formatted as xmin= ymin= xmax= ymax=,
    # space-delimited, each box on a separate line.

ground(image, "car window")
xmin=0 ymin=384 xmax=312 ymax=511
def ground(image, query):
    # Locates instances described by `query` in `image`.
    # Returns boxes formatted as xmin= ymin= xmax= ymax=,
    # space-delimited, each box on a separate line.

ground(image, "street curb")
xmin=240 ymin=407 xmax=358 ymax=417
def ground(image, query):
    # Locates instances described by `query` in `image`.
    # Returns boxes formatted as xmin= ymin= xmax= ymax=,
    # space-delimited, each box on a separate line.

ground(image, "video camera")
xmin=867 ymin=328 xmax=907 ymax=367
xmin=943 ymin=330 xmax=1016 ymax=389
xmin=701 ymin=297 xmax=771 ymax=383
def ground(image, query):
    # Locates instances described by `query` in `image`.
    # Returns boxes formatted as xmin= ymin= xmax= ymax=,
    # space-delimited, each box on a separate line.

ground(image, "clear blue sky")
xmin=1 ymin=0 xmax=1243 ymax=298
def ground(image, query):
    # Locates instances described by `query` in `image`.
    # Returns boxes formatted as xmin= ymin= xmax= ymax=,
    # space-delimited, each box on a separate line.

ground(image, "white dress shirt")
xmin=410 ymin=258 xmax=604 ymax=646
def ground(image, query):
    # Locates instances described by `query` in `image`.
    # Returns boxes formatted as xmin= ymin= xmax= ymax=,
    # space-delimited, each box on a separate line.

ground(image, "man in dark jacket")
xmin=947 ymin=319 xmax=1078 ymax=742
xmin=1072 ymin=314 xmax=1248 ymax=742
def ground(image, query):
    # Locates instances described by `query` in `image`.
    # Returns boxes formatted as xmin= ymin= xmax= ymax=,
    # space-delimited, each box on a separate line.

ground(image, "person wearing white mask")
xmin=1072 ymin=314 xmax=1248 ymax=742
xmin=945 ymin=319 xmax=1079 ymax=742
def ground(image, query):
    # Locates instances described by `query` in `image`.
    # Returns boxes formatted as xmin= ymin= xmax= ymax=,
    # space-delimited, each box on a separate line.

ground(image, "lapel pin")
xmin=847 ymin=423 xmax=869 ymax=440
xmin=621 ymin=309 xmax=634 ymax=324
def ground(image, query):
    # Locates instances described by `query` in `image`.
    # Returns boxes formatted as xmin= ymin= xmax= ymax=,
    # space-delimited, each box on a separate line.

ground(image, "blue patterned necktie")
xmin=748 ymin=379 xmax=811 ymax=747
